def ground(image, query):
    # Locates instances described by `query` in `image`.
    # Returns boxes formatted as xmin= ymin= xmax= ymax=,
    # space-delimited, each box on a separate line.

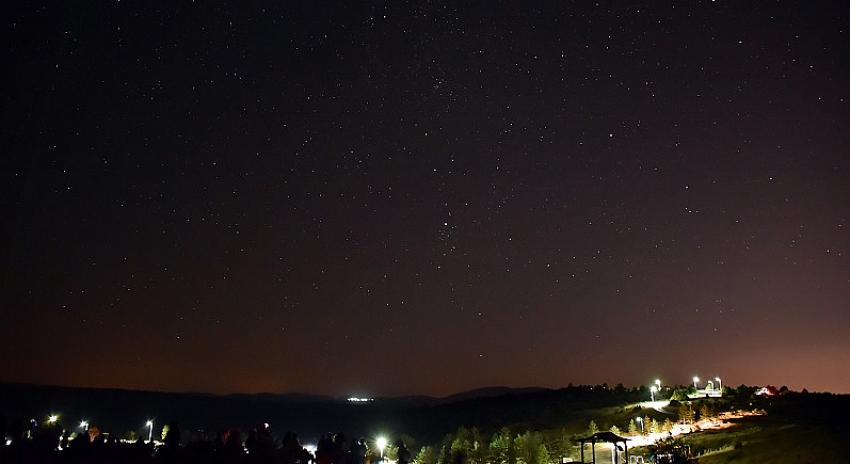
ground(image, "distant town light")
xmin=347 ymin=397 xmax=374 ymax=403
xmin=47 ymin=415 xmax=59 ymax=424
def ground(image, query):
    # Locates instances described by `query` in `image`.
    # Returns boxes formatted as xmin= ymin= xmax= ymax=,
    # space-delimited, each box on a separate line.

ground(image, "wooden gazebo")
xmin=577 ymin=431 xmax=630 ymax=463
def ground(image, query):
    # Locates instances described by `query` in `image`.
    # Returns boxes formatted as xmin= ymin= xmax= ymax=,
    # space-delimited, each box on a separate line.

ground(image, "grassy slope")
xmin=582 ymin=395 xmax=850 ymax=463
xmin=485 ymin=393 xmax=850 ymax=463
xmin=685 ymin=419 xmax=847 ymax=464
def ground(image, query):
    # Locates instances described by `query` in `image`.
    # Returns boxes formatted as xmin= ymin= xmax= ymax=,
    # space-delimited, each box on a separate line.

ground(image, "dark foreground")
xmin=2 ymin=427 xmax=363 ymax=464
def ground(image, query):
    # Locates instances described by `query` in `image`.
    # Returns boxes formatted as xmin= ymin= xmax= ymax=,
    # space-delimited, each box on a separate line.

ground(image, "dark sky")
xmin=2 ymin=1 xmax=849 ymax=397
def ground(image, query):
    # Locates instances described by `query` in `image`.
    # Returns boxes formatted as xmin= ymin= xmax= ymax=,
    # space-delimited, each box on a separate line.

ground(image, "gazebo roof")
xmin=577 ymin=431 xmax=630 ymax=443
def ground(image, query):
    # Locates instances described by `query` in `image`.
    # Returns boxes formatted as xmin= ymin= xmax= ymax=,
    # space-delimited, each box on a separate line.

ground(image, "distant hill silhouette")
xmin=438 ymin=386 xmax=549 ymax=404
xmin=0 ymin=382 xmax=639 ymax=442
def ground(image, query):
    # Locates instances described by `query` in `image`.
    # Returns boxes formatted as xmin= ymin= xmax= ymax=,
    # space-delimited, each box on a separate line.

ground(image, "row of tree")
xmin=408 ymin=397 xmax=734 ymax=464
xmin=413 ymin=427 xmax=573 ymax=464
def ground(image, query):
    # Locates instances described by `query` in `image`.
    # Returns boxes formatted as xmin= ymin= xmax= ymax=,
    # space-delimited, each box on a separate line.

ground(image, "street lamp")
xmin=376 ymin=436 xmax=388 ymax=460
xmin=146 ymin=420 xmax=154 ymax=443
xmin=635 ymin=416 xmax=644 ymax=433
xmin=47 ymin=415 xmax=59 ymax=425
xmin=693 ymin=376 xmax=700 ymax=389
xmin=650 ymin=385 xmax=658 ymax=402
xmin=715 ymin=377 xmax=722 ymax=393
xmin=79 ymin=420 xmax=89 ymax=431
xmin=654 ymin=379 xmax=661 ymax=388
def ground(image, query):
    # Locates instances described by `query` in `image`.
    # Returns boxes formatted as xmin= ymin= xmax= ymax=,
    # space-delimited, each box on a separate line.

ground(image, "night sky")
xmin=2 ymin=1 xmax=849 ymax=397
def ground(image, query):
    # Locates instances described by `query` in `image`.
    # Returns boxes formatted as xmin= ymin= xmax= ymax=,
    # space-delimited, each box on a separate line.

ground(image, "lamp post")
xmin=693 ymin=376 xmax=700 ymax=389
xmin=636 ymin=417 xmax=644 ymax=433
xmin=146 ymin=420 xmax=154 ymax=443
xmin=47 ymin=415 xmax=59 ymax=425
xmin=715 ymin=377 xmax=722 ymax=393
xmin=650 ymin=385 xmax=658 ymax=402
xmin=376 ymin=436 xmax=387 ymax=460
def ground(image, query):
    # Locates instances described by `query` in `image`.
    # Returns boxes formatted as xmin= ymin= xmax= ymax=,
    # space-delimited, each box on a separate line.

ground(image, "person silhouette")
xmin=397 ymin=441 xmax=411 ymax=464
xmin=351 ymin=437 xmax=368 ymax=464
xmin=317 ymin=433 xmax=335 ymax=464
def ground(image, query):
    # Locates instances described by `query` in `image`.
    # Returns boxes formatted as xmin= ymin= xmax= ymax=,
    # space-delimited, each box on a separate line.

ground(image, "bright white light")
xmin=654 ymin=379 xmax=661 ymax=387
xmin=146 ymin=420 xmax=154 ymax=427
xmin=756 ymin=387 xmax=773 ymax=396
xmin=79 ymin=420 xmax=89 ymax=430
xmin=48 ymin=415 xmax=59 ymax=424
xmin=146 ymin=420 xmax=154 ymax=443
xmin=304 ymin=444 xmax=318 ymax=455
xmin=376 ymin=436 xmax=388 ymax=457
xmin=376 ymin=436 xmax=387 ymax=449
xmin=347 ymin=397 xmax=374 ymax=402
xmin=5 ymin=439 xmax=11 ymax=446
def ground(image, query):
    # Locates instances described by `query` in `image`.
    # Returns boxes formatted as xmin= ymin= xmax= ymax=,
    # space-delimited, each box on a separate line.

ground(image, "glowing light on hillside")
xmin=146 ymin=420 xmax=154 ymax=443
xmin=376 ymin=436 xmax=388 ymax=458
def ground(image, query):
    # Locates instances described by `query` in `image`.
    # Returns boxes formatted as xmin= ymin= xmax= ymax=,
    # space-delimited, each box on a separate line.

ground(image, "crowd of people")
xmin=0 ymin=420 xmax=412 ymax=464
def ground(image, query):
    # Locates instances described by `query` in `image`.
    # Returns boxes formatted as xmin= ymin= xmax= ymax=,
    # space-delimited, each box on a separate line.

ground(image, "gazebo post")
xmin=613 ymin=441 xmax=618 ymax=464
xmin=580 ymin=441 xmax=585 ymax=463
xmin=624 ymin=441 xmax=629 ymax=463
xmin=591 ymin=438 xmax=596 ymax=464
